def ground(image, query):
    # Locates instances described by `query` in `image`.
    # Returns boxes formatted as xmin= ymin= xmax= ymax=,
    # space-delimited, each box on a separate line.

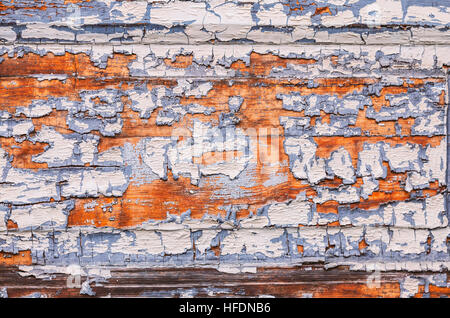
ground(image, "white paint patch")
xmin=221 ymin=229 xmax=285 ymax=258
xmin=267 ymin=193 xmax=315 ymax=227
xmin=327 ymin=147 xmax=355 ymax=184
xmin=8 ymin=202 xmax=70 ymax=231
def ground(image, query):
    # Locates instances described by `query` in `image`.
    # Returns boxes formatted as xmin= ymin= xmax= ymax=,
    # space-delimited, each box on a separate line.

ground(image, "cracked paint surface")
xmin=0 ymin=0 xmax=449 ymax=298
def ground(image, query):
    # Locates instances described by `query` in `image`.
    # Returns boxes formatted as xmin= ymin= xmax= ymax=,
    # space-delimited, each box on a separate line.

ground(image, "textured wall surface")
xmin=0 ymin=0 xmax=449 ymax=298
